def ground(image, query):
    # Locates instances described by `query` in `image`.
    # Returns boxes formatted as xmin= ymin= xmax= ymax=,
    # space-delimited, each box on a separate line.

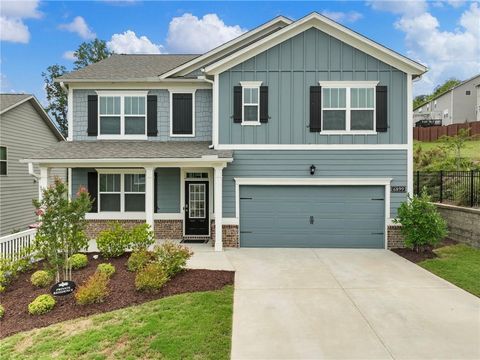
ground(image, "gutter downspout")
xmin=28 ymin=163 xmax=40 ymax=181
xmin=197 ymin=73 xmax=216 ymax=149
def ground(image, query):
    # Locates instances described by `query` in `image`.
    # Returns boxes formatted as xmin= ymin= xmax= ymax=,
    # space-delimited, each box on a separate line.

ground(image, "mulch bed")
xmin=0 ymin=253 xmax=234 ymax=339
xmin=391 ymin=238 xmax=458 ymax=263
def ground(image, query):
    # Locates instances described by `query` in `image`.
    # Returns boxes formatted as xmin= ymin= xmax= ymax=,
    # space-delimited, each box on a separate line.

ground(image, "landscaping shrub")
xmin=75 ymin=272 xmax=110 ymax=305
xmin=129 ymin=223 xmax=155 ymax=252
xmin=28 ymin=294 xmax=56 ymax=315
xmin=135 ymin=263 xmax=168 ymax=293
xmin=0 ymin=304 xmax=4 ymax=318
xmin=30 ymin=270 xmax=53 ymax=288
xmin=97 ymin=222 xmax=129 ymax=258
xmin=96 ymin=263 xmax=115 ymax=278
xmin=0 ymin=246 xmax=39 ymax=292
xmin=127 ymin=250 xmax=155 ymax=272
xmin=68 ymin=253 xmax=88 ymax=270
xmin=154 ymin=242 xmax=193 ymax=277
xmin=394 ymin=191 xmax=448 ymax=252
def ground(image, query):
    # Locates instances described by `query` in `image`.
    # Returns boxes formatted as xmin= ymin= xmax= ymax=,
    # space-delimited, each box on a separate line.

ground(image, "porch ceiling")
xmin=22 ymin=141 xmax=233 ymax=164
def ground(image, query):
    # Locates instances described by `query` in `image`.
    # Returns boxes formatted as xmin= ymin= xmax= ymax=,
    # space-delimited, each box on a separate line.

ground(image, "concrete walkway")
xmin=187 ymin=246 xmax=480 ymax=360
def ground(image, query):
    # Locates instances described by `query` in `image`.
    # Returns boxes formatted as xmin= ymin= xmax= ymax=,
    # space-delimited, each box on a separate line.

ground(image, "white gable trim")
xmin=205 ymin=12 xmax=427 ymax=76
xmin=159 ymin=16 xmax=292 ymax=79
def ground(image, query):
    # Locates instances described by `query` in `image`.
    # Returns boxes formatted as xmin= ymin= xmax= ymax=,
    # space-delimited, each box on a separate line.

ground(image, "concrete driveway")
xmin=187 ymin=246 xmax=480 ymax=360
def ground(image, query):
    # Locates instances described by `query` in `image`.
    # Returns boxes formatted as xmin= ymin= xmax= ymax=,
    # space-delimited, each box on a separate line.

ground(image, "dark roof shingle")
xmin=57 ymin=54 xmax=199 ymax=81
xmin=25 ymin=141 xmax=232 ymax=160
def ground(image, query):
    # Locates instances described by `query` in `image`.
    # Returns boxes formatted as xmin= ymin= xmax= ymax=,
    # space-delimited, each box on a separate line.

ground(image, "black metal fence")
xmin=414 ymin=171 xmax=480 ymax=208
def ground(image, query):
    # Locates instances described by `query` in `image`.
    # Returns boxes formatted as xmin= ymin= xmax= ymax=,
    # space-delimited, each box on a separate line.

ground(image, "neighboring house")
xmin=0 ymin=94 xmax=65 ymax=236
xmin=476 ymin=84 xmax=480 ymax=122
xmin=22 ymin=13 xmax=427 ymax=250
xmin=413 ymin=74 xmax=480 ymax=126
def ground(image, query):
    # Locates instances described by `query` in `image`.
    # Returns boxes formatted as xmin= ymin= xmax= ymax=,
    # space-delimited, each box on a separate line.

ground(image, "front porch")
xmin=22 ymin=141 xmax=235 ymax=251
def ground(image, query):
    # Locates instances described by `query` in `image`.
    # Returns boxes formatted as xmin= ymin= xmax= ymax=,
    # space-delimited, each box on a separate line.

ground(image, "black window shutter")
xmin=309 ymin=86 xmax=322 ymax=132
xmin=172 ymin=93 xmax=193 ymax=134
xmin=260 ymin=86 xmax=269 ymax=123
xmin=154 ymin=171 xmax=158 ymax=213
xmin=376 ymin=86 xmax=388 ymax=132
xmin=147 ymin=95 xmax=158 ymax=136
xmin=87 ymin=171 xmax=98 ymax=213
xmin=233 ymin=86 xmax=242 ymax=123
xmin=87 ymin=95 xmax=98 ymax=136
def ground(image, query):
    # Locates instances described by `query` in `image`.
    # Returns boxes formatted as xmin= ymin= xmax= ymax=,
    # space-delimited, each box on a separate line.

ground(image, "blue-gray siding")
xmin=71 ymin=168 xmax=94 ymax=198
xmin=72 ymin=89 xmax=212 ymax=141
xmin=218 ymin=27 xmax=407 ymax=145
xmin=156 ymin=168 xmax=180 ymax=213
xmin=240 ymin=185 xmax=385 ymax=248
xmin=222 ymin=150 xmax=407 ymax=218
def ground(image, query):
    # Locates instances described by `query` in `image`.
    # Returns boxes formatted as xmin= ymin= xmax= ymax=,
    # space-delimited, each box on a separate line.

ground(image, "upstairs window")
xmin=321 ymin=83 xmax=376 ymax=133
xmin=97 ymin=92 xmax=147 ymax=138
xmin=240 ymin=81 xmax=262 ymax=124
xmin=0 ymin=147 xmax=6 ymax=175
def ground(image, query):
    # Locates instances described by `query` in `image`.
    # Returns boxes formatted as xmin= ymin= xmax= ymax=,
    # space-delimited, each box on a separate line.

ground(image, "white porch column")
xmin=214 ymin=166 xmax=224 ymax=252
xmin=145 ymin=167 xmax=155 ymax=230
xmin=38 ymin=166 xmax=50 ymax=201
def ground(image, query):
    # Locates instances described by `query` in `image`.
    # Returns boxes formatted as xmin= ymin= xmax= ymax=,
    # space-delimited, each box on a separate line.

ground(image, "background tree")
xmin=42 ymin=64 xmax=68 ymax=137
xmin=73 ymin=39 xmax=112 ymax=70
xmin=413 ymin=95 xmax=428 ymax=109
xmin=42 ymin=39 xmax=111 ymax=137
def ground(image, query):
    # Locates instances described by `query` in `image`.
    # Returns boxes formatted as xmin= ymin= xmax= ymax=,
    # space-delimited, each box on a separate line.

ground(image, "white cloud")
xmin=59 ymin=16 xmax=96 ymax=40
xmin=321 ymin=10 xmax=363 ymax=23
xmin=0 ymin=0 xmax=41 ymax=43
xmin=0 ymin=16 xmax=30 ymax=43
xmin=166 ymin=13 xmax=246 ymax=53
xmin=107 ymin=30 xmax=163 ymax=54
xmin=63 ymin=50 xmax=77 ymax=61
xmin=368 ymin=0 xmax=479 ymax=95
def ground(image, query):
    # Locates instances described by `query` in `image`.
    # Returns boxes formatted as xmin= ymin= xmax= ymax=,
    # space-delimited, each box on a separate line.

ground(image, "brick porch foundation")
xmin=387 ymin=224 xmax=405 ymax=249
xmin=85 ymin=220 xmax=145 ymax=239
xmin=211 ymin=220 xmax=239 ymax=247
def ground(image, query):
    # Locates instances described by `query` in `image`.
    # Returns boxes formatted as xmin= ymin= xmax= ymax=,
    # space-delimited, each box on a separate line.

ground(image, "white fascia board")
xmin=214 ymin=144 xmax=408 ymax=150
xmin=205 ymin=13 xmax=427 ymax=75
xmin=159 ymin=16 xmax=293 ymax=79
xmin=319 ymin=81 xmax=379 ymax=87
xmin=234 ymin=177 xmax=393 ymax=186
xmin=21 ymin=158 xmax=234 ymax=168
xmin=67 ymin=81 xmax=212 ymax=90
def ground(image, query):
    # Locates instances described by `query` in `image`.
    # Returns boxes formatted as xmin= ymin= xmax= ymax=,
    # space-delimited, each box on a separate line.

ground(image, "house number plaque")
xmin=391 ymin=186 xmax=406 ymax=193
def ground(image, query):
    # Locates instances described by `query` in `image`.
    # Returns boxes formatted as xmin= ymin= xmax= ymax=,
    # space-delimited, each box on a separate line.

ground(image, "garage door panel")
xmin=240 ymin=185 xmax=385 ymax=248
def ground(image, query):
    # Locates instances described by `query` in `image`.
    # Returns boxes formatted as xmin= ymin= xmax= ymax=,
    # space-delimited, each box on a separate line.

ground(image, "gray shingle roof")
xmin=0 ymin=94 xmax=31 ymax=112
xmin=57 ymin=54 xmax=199 ymax=81
xmin=25 ymin=141 xmax=232 ymax=160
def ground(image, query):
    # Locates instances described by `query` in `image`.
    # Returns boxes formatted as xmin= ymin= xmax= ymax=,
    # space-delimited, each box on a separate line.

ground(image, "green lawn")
xmin=0 ymin=286 xmax=233 ymax=360
xmin=420 ymin=245 xmax=480 ymax=297
xmin=414 ymin=139 xmax=480 ymax=162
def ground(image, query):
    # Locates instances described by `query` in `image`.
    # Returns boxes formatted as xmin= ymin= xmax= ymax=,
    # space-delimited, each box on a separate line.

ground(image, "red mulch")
xmin=391 ymin=238 xmax=458 ymax=263
xmin=0 ymin=253 xmax=234 ymax=339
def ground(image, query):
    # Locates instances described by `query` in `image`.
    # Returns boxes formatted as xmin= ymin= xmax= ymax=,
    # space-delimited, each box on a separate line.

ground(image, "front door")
xmin=185 ymin=181 xmax=209 ymax=235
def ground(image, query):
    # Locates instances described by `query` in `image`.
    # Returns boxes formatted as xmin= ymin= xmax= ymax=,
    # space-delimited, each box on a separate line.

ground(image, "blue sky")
xmin=1 ymin=0 xmax=479 ymax=101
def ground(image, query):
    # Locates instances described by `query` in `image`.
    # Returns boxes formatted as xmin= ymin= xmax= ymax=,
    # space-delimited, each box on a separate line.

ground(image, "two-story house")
xmin=22 ymin=13 xmax=427 ymax=251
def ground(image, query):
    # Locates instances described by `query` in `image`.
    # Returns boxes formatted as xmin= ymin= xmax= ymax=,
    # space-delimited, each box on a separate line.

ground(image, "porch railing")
xmin=0 ymin=228 xmax=37 ymax=261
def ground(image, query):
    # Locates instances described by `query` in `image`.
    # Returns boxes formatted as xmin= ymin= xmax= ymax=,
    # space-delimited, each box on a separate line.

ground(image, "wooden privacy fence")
xmin=0 ymin=228 xmax=37 ymax=261
xmin=414 ymin=121 xmax=480 ymax=142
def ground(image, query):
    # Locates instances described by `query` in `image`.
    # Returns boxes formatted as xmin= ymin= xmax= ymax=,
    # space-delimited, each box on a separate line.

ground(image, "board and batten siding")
xmin=0 ymin=101 xmax=65 ymax=236
xmin=72 ymin=168 xmax=181 ymax=213
xmin=222 ymin=150 xmax=407 ymax=219
xmin=72 ymin=89 xmax=212 ymax=141
xmin=218 ymin=27 xmax=407 ymax=145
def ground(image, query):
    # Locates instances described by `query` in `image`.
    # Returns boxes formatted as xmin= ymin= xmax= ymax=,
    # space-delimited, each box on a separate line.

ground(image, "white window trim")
xmin=319 ymin=81 xmax=378 ymax=135
xmin=240 ymin=81 xmax=262 ymax=125
xmin=0 ymin=146 xmax=7 ymax=176
xmin=97 ymin=170 xmax=146 ymax=213
xmin=169 ymin=89 xmax=196 ymax=137
xmin=96 ymin=91 xmax=148 ymax=140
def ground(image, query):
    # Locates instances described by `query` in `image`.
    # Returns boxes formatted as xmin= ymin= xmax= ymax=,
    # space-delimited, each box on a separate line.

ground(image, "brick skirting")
xmin=85 ymin=220 xmax=145 ymax=239
xmin=387 ymin=224 xmax=405 ymax=249
xmin=211 ymin=220 xmax=239 ymax=247
xmin=154 ymin=220 xmax=183 ymax=240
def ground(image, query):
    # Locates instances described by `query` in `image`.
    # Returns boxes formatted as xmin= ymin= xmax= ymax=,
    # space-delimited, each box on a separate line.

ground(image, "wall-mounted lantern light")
xmin=310 ymin=165 xmax=316 ymax=175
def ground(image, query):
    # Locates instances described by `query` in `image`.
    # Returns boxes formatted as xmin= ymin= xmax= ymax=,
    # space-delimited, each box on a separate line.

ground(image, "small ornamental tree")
xmin=394 ymin=191 xmax=448 ymax=252
xmin=33 ymin=178 xmax=92 ymax=282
